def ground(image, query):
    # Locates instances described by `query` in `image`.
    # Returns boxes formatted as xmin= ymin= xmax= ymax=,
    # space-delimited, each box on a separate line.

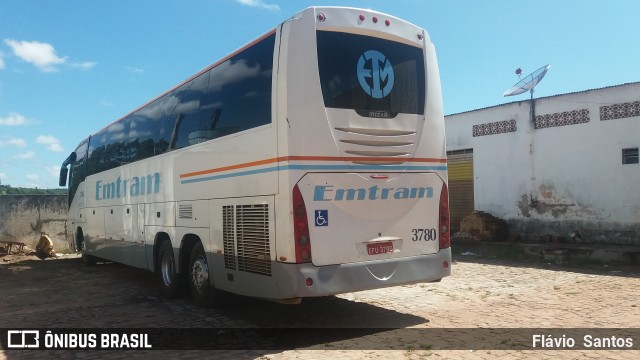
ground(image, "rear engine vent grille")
xmin=222 ymin=204 xmax=271 ymax=276
xmin=222 ymin=205 xmax=236 ymax=270
xmin=236 ymin=204 xmax=271 ymax=276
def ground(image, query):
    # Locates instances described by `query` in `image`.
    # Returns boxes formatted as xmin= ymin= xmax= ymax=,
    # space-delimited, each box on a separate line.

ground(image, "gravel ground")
xmin=1 ymin=251 xmax=638 ymax=359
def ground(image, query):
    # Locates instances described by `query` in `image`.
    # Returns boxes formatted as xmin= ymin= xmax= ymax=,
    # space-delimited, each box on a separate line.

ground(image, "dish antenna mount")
xmin=503 ymin=64 xmax=550 ymax=127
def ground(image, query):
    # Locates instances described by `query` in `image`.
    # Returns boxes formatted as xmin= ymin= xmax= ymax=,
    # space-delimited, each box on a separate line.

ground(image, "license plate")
xmin=367 ymin=241 xmax=394 ymax=255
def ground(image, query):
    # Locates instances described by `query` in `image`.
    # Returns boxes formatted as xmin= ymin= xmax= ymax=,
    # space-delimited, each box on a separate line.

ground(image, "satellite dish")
xmin=503 ymin=64 xmax=550 ymax=97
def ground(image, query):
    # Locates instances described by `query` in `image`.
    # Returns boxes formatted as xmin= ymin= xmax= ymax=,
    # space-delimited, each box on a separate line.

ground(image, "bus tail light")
xmin=293 ymin=184 xmax=312 ymax=263
xmin=439 ymin=183 xmax=450 ymax=249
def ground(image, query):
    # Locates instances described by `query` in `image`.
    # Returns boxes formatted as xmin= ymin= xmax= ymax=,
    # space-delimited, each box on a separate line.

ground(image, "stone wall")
xmin=0 ymin=195 xmax=70 ymax=250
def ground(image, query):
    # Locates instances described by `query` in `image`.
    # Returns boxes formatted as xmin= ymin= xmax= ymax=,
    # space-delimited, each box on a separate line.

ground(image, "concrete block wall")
xmin=0 ymin=195 xmax=70 ymax=250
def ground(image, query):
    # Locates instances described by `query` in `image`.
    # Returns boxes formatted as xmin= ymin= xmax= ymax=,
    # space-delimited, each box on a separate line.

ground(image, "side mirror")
xmin=59 ymin=167 xmax=69 ymax=187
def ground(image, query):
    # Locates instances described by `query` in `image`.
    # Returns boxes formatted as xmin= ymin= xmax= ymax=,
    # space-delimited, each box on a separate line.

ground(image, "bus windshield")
xmin=316 ymin=31 xmax=425 ymax=118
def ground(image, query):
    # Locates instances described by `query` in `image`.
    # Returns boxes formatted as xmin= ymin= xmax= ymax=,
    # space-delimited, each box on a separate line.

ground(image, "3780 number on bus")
xmin=412 ymin=228 xmax=437 ymax=241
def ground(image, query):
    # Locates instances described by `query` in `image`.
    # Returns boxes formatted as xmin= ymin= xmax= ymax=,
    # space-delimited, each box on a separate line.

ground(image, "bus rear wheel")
xmin=189 ymin=242 xmax=221 ymax=307
xmin=157 ymin=240 xmax=181 ymax=298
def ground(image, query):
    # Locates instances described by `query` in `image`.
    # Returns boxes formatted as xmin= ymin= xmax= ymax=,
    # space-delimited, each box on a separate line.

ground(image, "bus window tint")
xmin=105 ymin=118 xmax=130 ymax=167
xmin=316 ymin=31 xmax=425 ymax=117
xmin=87 ymin=130 xmax=107 ymax=175
xmin=69 ymin=140 xmax=88 ymax=204
xmin=165 ymin=71 xmax=211 ymax=150
xmin=130 ymin=99 xmax=163 ymax=161
xmin=156 ymin=92 xmax=178 ymax=154
xmin=206 ymin=34 xmax=275 ymax=136
xmin=85 ymin=33 xmax=275 ymax=175
xmin=156 ymin=33 xmax=274 ymax=152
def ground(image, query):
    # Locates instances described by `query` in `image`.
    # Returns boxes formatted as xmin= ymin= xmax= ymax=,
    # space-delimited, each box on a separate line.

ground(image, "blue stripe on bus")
xmin=180 ymin=165 xmax=448 ymax=184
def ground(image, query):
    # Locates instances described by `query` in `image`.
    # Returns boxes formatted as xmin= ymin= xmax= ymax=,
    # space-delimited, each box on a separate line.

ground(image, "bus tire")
xmin=81 ymin=251 xmax=97 ymax=266
xmin=77 ymin=231 xmax=96 ymax=266
xmin=157 ymin=240 xmax=181 ymax=298
xmin=189 ymin=242 xmax=221 ymax=307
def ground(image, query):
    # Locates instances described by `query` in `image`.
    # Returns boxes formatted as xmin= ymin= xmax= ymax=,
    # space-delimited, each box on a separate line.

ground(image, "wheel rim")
xmin=191 ymin=255 xmax=209 ymax=294
xmin=161 ymin=252 xmax=175 ymax=286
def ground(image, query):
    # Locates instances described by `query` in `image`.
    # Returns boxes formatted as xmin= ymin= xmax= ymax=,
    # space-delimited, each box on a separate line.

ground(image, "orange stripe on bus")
xmin=180 ymin=157 xmax=284 ymax=178
xmin=179 ymin=156 xmax=448 ymax=178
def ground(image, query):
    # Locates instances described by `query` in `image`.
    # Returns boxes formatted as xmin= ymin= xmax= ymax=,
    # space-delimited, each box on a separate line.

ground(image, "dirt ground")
xmin=0 ymin=248 xmax=639 ymax=359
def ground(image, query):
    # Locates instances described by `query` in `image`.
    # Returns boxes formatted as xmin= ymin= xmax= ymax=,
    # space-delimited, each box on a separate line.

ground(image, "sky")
xmin=0 ymin=0 xmax=639 ymax=188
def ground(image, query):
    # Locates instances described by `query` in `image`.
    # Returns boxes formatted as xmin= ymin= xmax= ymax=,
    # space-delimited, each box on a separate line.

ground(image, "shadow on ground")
xmin=1 ymin=256 xmax=429 ymax=355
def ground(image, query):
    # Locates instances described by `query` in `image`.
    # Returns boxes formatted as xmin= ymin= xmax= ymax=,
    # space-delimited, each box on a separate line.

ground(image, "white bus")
xmin=59 ymin=7 xmax=451 ymax=306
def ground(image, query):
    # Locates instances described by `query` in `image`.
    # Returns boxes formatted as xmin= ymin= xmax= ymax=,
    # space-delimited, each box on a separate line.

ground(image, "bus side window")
xmin=87 ymin=130 xmax=107 ymax=175
xmin=105 ymin=118 xmax=130 ymax=167
xmin=161 ymin=70 xmax=211 ymax=150
xmin=148 ymin=34 xmax=276 ymax=153
xmin=128 ymin=107 xmax=160 ymax=162
xmin=206 ymin=34 xmax=275 ymax=136
xmin=156 ymin=91 xmax=178 ymax=154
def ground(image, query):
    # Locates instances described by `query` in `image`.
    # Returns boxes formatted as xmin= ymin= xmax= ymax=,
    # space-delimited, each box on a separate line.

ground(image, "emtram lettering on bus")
xmin=313 ymin=184 xmax=433 ymax=201
xmin=95 ymin=173 xmax=160 ymax=200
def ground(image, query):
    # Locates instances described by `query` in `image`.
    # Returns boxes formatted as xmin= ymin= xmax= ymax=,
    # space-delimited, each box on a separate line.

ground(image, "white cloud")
xmin=236 ymin=0 xmax=280 ymax=11
xmin=36 ymin=135 xmax=63 ymax=152
xmin=0 ymin=54 xmax=5 ymax=70
xmin=72 ymin=61 xmax=97 ymax=70
xmin=0 ymin=113 xmax=24 ymax=126
xmin=127 ymin=66 xmax=145 ymax=74
xmin=0 ymin=172 xmax=8 ymax=183
xmin=0 ymin=138 xmax=27 ymax=148
xmin=4 ymin=39 xmax=68 ymax=72
xmin=99 ymin=99 xmax=114 ymax=107
xmin=0 ymin=112 xmax=31 ymax=126
xmin=13 ymin=151 xmax=35 ymax=160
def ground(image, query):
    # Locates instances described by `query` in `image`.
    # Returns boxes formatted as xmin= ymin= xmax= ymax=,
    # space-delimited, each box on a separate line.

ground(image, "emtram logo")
xmin=357 ymin=50 xmax=395 ymax=99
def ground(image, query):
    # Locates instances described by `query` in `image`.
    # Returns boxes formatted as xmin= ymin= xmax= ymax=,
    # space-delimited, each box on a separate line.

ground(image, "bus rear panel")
xmin=271 ymin=7 xmax=450 ymax=299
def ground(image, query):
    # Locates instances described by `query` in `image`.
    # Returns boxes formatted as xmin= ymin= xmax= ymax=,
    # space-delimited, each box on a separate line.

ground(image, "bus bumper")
xmin=272 ymin=248 xmax=452 ymax=299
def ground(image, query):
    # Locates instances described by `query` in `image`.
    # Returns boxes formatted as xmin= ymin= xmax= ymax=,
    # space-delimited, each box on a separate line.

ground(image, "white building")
xmin=445 ymin=82 xmax=640 ymax=245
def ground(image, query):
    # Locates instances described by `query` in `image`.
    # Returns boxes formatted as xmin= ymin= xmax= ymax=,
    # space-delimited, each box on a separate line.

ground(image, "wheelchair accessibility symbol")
xmin=315 ymin=210 xmax=328 ymax=227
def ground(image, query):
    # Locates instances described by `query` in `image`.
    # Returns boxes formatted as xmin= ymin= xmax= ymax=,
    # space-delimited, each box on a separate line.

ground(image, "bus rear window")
xmin=316 ymin=31 xmax=425 ymax=117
